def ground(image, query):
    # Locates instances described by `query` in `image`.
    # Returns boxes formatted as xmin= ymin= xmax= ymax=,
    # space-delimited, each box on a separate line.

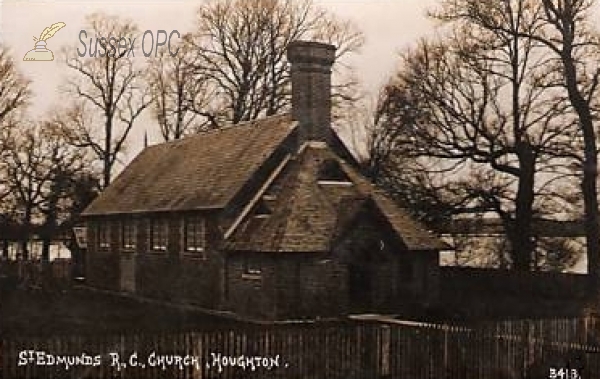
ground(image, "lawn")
xmin=0 ymin=285 xmax=243 ymax=337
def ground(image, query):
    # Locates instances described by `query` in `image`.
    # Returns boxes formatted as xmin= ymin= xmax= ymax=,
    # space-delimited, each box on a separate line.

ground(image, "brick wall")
xmin=224 ymin=253 xmax=277 ymax=319
xmin=422 ymin=251 xmax=440 ymax=306
xmin=438 ymin=267 xmax=590 ymax=319
xmin=137 ymin=213 xmax=224 ymax=308
xmin=224 ymin=253 xmax=348 ymax=320
xmin=86 ymin=212 xmax=224 ymax=309
xmin=222 ymin=212 xmax=440 ymax=320
xmin=287 ymin=41 xmax=336 ymax=145
xmin=85 ymin=208 xmax=440 ymax=320
xmin=332 ymin=209 xmax=439 ymax=312
xmin=85 ymin=219 xmax=120 ymax=290
xmin=275 ymin=256 xmax=348 ymax=319
xmin=440 ymin=266 xmax=590 ymax=300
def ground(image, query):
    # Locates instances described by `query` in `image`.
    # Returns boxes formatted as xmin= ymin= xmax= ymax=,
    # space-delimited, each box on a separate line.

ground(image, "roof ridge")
xmin=147 ymin=113 xmax=293 ymax=149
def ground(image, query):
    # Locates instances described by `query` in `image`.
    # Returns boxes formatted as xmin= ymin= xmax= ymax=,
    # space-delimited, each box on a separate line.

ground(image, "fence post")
xmin=523 ymin=320 xmax=534 ymax=377
xmin=443 ymin=325 xmax=448 ymax=379
xmin=381 ymin=325 xmax=390 ymax=378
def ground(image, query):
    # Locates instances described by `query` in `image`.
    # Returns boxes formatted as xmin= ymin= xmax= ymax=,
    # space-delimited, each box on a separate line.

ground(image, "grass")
xmin=0 ymin=284 xmax=244 ymax=337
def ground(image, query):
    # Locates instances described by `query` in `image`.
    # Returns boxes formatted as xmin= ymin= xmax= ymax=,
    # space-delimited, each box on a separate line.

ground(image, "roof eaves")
xmin=82 ymin=205 xmax=223 ymax=218
xmin=224 ymin=153 xmax=293 ymax=240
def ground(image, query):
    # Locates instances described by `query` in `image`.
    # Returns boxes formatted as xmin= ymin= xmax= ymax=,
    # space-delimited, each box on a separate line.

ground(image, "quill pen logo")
xmin=23 ymin=22 xmax=66 ymax=61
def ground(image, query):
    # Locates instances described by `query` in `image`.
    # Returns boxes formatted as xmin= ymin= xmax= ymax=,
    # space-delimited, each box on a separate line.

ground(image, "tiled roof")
xmin=337 ymin=158 xmax=448 ymax=251
xmin=83 ymin=111 xmax=445 ymax=251
xmin=82 ymin=114 xmax=297 ymax=216
xmin=225 ymin=144 xmax=446 ymax=252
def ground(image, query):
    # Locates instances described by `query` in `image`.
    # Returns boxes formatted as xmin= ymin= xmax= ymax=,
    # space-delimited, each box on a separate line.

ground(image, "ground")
xmin=1 ymin=274 xmax=592 ymax=339
xmin=0 ymin=285 xmax=243 ymax=337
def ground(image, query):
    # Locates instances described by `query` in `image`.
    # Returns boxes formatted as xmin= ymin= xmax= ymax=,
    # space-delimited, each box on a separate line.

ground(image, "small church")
xmin=81 ymin=41 xmax=446 ymax=320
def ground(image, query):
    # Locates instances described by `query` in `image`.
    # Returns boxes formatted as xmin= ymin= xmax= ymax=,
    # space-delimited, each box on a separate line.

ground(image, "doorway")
xmin=348 ymin=263 xmax=372 ymax=311
xmin=120 ymin=254 xmax=136 ymax=293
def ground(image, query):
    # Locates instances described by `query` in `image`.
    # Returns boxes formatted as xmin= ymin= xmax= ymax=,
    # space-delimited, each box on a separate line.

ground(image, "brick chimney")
xmin=287 ymin=41 xmax=336 ymax=145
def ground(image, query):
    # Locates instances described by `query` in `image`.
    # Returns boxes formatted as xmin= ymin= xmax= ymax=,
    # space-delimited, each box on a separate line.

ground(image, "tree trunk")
xmin=511 ymin=145 xmax=536 ymax=271
xmin=21 ymin=210 xmax=33 ymax=261
xmin=508 ymin=29 xmax=536 ymax=271
xmin=41 ymin=238 xmax=51 ymax=263
xmin=582 ymin=157 xmax=599 ymax=279
xmin=104 ymin=114 xmax=113 ymax=188
xmin=562 ymin=55 xmax=600 ymax=291
xmin=20 ymin=239 xmax=29 ymax=261
xmin=2 ymin=239 xmax=8 ymax=259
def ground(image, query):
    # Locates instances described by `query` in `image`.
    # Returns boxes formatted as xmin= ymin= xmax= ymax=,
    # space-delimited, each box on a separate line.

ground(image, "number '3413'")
xmin=549 ymin=368 xmax=581 ymax=379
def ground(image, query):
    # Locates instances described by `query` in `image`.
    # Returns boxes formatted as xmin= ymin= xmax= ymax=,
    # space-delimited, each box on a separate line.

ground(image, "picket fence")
xmin=2 ymin=317 xmax=600 ymax=379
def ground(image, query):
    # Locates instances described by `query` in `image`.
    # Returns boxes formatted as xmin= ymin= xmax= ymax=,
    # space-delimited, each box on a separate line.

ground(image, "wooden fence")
xmin=3 ymin=317 xmax=600 ymax=379
xmin=0 ymin=259 xmax=72 ymax=290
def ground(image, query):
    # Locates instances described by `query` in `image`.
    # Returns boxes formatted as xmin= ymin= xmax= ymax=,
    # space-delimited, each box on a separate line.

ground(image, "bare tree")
xmin=0 ymin=46 xmax=30 ymax=125
xmin=182 ymin=0 xmax=364 ymax=125
xmin=437 ymin=0 xmax=600 ymax=281
xmin=63 ymin=13 xmax=152 ymax=188
xmin=38 ymin=121 xmax=100 ymax=262
xmin=536 ymin=0 xmax=600 ymax=283
xmin=3 ymin=123 xmax=92 ymax=260
xmin=430 ymin=0 xmax=575 ymax=270
xmin=376 ymin=12 xmax=576 ymax=270
xmin=148 ymin=35 xmax=219 ymax=141
xmin=0 ymin=46 xmax=31 ymax=206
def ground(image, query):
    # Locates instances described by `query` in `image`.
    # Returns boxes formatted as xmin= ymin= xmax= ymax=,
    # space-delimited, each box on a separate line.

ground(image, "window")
xmin=98 ymin=222 xmax=110 ymax=250
xmin=184 ymin=217 xmax=205 ymax=254
xmin=121 ymin=220 xmax=136 ymax=250
xmin=73 ymin=227 xmax=87 ymax=249
xmin=150 ymin=218 xmax=168 ymax=251
xmin=243 ymin=257 xmax=262 ymax=277
xmin=317 ymin=159 xmax=352 ymax=184
xmin=254 ymin=200 xmax=272 ymax=219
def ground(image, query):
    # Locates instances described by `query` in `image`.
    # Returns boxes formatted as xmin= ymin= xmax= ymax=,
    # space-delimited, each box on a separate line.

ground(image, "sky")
xmin=0 ymin=0 xmax=438 ymax=159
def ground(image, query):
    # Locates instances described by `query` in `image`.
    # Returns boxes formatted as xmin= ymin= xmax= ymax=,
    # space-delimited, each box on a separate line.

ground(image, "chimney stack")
xmin=287 ymin=41 xmax=336 ymax=145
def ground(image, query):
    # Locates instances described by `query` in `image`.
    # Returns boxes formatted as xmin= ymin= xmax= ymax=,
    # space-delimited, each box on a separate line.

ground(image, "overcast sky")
xmin=0 ymin=0 xmax=437 ymax=160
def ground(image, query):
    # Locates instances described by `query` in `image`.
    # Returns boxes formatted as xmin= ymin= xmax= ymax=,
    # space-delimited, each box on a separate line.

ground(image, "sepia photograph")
xmin=1 ymin=0 xmax=600 ymax=378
